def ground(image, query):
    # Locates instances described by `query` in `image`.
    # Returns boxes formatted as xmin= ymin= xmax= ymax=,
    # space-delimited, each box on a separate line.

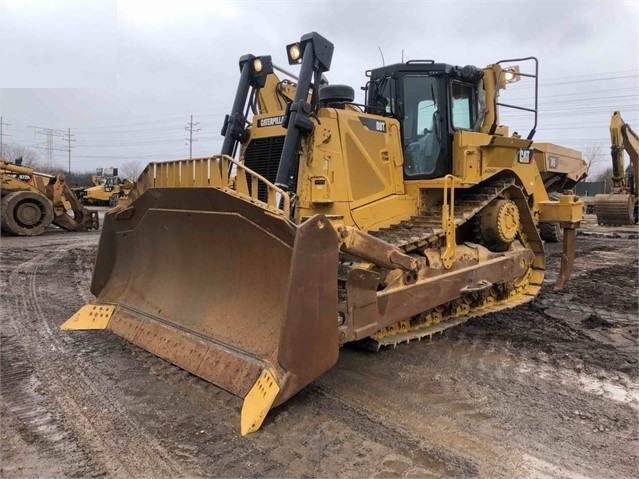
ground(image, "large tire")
xmin=539 ymin=222 xmax=563 ymax=243
xmin=1 ymin=191 xmax=54 ymax=236
xmin=539 ymin=192 xmax=563 ymax=243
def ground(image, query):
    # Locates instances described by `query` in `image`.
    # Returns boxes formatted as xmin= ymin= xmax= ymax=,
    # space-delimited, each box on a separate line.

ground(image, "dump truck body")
xmin=65 ymin=33 xmax=583 ymax=434
xmin=533 ymin=143 xmax=588 ymax=242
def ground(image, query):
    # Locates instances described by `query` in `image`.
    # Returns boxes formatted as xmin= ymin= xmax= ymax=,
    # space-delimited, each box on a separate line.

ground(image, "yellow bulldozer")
xmin=1 ymin=158 xmax=99 ymax=236
xmin=594 ymin=111 xmax=638 ymax=225
xmin=64 ymin=33 xmax=583 ymax=434
xmin=79 ymin=174 xmax=134 ymax=207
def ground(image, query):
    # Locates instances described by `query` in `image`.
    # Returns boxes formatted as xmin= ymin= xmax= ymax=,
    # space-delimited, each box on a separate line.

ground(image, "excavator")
xmin=1 ymin=158 xmax=99 ymax=236
xmin=594 ymin=111 xmax=638 ymax=225
xmin=63 ymin=33 xmax=583 ymax=434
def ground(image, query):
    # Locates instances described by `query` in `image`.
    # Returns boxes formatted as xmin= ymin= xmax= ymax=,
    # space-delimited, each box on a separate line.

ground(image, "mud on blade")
xmin=63 ymin=187 xmax=340 ymax=434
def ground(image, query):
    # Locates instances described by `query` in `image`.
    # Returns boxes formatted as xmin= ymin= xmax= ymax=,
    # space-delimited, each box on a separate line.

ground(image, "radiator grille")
xmin=243 ymin=136 xmax=295 ymax=201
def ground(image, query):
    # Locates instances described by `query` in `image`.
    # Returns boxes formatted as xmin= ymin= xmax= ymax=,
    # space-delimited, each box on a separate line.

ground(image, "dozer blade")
xmin=63 ymin=187 xmax=340 ymax=434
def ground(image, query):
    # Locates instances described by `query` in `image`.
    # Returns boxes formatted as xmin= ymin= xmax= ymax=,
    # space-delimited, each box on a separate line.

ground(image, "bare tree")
xmin=592 ymin=167 xmax=613 ymax=193
xmin=1 ymin=142 xmax=41 ymax=167
xmin=120 ymin=160 xmax=144 ymax=180
xmin=583 ymin=143 xmax=604 ymax=171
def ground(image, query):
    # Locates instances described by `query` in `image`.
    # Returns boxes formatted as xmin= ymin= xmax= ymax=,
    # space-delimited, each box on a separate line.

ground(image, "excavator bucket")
xmin=594 ymin=194 xmax=636 ymax=225
xmin=63 ymin=164 xmax=340 ymax=434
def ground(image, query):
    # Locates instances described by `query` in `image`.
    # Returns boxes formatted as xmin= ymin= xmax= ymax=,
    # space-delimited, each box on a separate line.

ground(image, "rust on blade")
xmin=275 ymin=215 xmax=340 ymax=406
xmin=109 ymin=309 xmax=263 ymax=398
xmin=84 ymin=187 xmax=340 ymax=414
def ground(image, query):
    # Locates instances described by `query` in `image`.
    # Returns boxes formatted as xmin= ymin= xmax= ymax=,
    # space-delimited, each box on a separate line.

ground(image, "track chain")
xmin=343 ymin=177 xmax=545 ymax=349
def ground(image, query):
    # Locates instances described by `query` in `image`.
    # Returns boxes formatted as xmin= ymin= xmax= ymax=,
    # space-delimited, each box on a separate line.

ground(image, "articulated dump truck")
xmin=63 ymin=33 xmax=583 ymax=434
xmin=534 ymin=143 xmax=588 ymax=242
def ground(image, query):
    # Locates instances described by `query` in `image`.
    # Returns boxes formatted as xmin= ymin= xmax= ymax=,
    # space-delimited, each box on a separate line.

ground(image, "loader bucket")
xmin=63 ymin=187 xmax=340 ymax=434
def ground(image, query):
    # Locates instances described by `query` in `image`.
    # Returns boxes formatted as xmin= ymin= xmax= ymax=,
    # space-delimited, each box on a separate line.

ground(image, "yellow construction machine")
xmin=1 ymin=158 xmax=99 ymax=236
xmin=79 ymin=175 xmax=133 ymax=207
xmin=594 ymin=111 xmax=638 ymax=225
xmin=534 ymin=143 xmax=588 ymax=242
xmin=64 ymin=33 xmax=583 ymax=434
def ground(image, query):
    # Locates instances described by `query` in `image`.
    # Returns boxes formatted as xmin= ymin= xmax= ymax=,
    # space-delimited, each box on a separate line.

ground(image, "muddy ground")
xmin=1 ymin=213 xmax=637 ymax=478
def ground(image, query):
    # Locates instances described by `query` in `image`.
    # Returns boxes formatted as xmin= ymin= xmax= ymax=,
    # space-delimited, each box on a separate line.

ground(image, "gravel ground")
xmin=1 ymin=213 xmax=637 ymax=478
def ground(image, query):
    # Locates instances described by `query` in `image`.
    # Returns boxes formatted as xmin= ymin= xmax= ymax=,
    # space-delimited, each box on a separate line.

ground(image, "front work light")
xmin=238 ymin=54 xmax=274 ymax=88
xmin=503 ymin=66 xmax=521 ymax=83
xmin=287 ymin=42 xmax=302 ymax=64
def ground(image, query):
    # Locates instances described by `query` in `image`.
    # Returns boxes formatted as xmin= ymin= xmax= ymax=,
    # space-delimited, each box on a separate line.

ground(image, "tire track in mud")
xmin=0 ymin=333 xmax=98 ymax=478
xmin=1 ymin=241 xmax=193 ymax=478
xmin=5 ymin=240 xmax=434 ymax=478
xmin=310 ymin=343 xmax=528 ymax=478
xmin=305 ymin=381 xmax=480 ymax=478
xmin=309 ymin=318 xmax=639 ymax=479
xmin=436 ymin=299 xmax=639 ymax=476
xmin=2 ymin=225 xmax=637 ymax=478
xmin=125 ymin=348 xmax=433 ymax=478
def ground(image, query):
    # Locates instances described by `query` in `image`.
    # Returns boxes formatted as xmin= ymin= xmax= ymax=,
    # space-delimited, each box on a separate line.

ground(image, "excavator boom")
xmin=594 ymin=111 xmax=639 ymax=225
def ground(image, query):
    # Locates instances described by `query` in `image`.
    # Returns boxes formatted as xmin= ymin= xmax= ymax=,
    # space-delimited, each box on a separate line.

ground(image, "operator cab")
xmin=365 ymin=61 xmax=484 ymax=180
xmin=102 ymin=177 xmax=121 ymax=186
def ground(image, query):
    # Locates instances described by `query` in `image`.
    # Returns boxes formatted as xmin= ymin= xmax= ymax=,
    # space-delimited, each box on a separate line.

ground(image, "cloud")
xmin=0 ymin=0 xmax=637 ymax=172
xmin=0 ymin=0 xmax=117 ymax=87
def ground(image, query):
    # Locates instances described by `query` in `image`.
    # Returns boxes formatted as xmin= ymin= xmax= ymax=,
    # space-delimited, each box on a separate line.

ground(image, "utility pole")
xmin=63 ymin=128 xmax=75 ymax=176
xmin=0 ymin=116 xmax=10 ymax=157
xmin=185 ymin=115 xmax=200 ymax=160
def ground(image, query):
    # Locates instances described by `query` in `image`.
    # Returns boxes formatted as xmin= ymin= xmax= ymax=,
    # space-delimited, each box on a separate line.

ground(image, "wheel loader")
xmin=1 ymin=158 xmax=99 ymax=236
xmin=63 ymin=32 xmax=583 ymax=434
xmin=594 ymin=111 xmax=638 ymax=225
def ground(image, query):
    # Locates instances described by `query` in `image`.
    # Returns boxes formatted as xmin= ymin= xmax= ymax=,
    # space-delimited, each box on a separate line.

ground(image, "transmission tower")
xmin=31 ymin=126 xmax=67 ymax=169
xmin=0 ymin=116 xmax=11 ymax=157
xmin=185 ymin=115 xmax=201 ymax=160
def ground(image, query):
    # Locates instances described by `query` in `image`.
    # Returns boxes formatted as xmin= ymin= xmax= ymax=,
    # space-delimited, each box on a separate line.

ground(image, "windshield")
xmin=102 ymin=177 xmax=118 ymax=186
xmin=402 ymin=75 xmax=440 ymax=176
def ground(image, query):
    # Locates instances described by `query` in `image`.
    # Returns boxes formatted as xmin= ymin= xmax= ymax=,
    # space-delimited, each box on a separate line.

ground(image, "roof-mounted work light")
xmin=500 ymin=66 xmax=521 ymax=88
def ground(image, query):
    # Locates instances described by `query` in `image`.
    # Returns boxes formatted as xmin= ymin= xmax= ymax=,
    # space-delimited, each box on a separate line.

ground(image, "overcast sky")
xmin=0 ymin=0 xmax=637 ymax=176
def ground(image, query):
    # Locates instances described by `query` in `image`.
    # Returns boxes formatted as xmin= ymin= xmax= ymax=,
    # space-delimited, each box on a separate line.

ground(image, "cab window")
xmin=451 ymin=81 xmax=474 ymax=129
xmin=402 ymin=75 xmax=440 ymax=177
